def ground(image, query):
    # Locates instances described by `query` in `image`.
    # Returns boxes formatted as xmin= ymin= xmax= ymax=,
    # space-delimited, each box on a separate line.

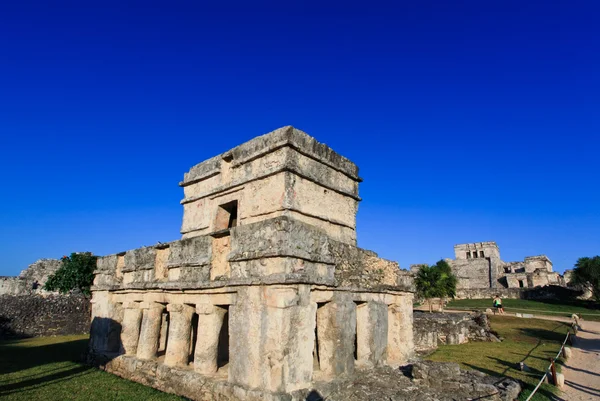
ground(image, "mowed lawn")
xmin=0 ymin=335 xmax=184 ymax=400
xmin=447 ymin=298 xmax=600 ymax=321
xmin=427 ymin=316 xmax=571 ymax=401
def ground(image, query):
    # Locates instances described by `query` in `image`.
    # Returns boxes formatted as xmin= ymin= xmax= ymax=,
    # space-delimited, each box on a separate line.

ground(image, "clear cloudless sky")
xmin=0 ymin=0 xmax=598 ymax=276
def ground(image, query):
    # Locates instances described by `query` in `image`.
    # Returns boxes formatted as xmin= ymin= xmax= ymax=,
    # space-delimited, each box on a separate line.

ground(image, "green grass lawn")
xmin=447 ymin=298 xmax=600 ymax=321
xmin=427 ymin=315 xmax=571 ymax=401
xmin=0 ymin=335 xmax=185 ymax=400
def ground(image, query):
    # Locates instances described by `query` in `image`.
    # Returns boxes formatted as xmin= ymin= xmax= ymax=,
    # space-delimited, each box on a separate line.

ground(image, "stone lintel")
xmin=139 ymin=301 xmax=165 ymax=310
xmin=122 ymin=301 xmax=141 ymax=309
xmin=264 ymin=287 xmax=299 ymax=309
xmin=196 ymin=303 xmax=217 ymax=315
xmin=166 ymin=303 xmax=195 ymax=314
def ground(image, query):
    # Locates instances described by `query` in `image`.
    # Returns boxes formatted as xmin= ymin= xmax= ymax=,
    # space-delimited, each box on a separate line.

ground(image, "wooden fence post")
xmin=550 ymin=358 xmax=557 ymax=386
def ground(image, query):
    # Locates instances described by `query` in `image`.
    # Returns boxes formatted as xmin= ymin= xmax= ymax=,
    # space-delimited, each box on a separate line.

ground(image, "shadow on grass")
xmin=519 ymin=328 xmax=566 ymax=343
xmin=0 ymin=337 xmax=90 ymax=376
xmin=0 ymin=336 xmax=92 ymax=396
xmin=464 ymin=363 xmax=560 ymax=401
xmin=0 ymin=317 xmax=124 ymax=397
xmin=0 ymin=365 xmax=93 ymax=396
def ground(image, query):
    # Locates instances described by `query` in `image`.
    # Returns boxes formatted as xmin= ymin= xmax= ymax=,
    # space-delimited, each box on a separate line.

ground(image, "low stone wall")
xmin=457 ymin=285 xmax=584 ymax=301
xmin=413 ymin=311 xmax=497 ymax=353
xmin=0 ymin=294 xmax=91 ymax=338
xmin=456 ymin=288 xmax=523 ymax=299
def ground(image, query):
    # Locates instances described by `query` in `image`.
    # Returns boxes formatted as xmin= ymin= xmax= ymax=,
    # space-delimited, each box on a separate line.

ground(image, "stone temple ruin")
xmin=89 ymin=126 xmax=414 ymax=400
xmin=417 ymin=241 xmax=564 ymax=298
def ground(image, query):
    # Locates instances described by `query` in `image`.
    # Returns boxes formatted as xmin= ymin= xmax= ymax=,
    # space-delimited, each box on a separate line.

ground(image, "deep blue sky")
xmin=1 ymin=1 xmax=598 ymax=276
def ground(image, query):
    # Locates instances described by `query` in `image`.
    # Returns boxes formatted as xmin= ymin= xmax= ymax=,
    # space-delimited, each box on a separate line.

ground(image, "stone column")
xmin=164 ymin=304 xmax=195 ymax=367
xmin=316 ymin=294 xmax=356 ymax=377
xmin=194 ymin=303 xmax=227 ymax=375
xmin=120 ymin=302 xmax=143 ymax=355
xmin=228 ymin=285 xmax=316 ymax=393
xmin=387 ymin=295 xmax=414 ymax=366
xmin=356 ymin=301 xmax=388 ymax=367
xmin=136 ymin=302 xmax=165 ymax=360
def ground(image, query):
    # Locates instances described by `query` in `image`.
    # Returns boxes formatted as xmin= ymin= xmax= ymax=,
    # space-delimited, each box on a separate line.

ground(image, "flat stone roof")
xmin=180 ymin=126 xmax=361 ymax=187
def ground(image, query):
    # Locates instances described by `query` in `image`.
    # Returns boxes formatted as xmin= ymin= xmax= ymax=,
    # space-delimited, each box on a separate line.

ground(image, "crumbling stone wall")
xmin=413 ymin=311 xmax=497 ymax=353
xmin=0 ymin=259 xmax=62 ymax=296
xmin=0 ymin=294 xmax=91 ymax=338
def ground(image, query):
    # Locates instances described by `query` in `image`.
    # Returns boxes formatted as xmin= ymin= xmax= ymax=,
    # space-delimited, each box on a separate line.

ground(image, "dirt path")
xmin=558 ymin=320 xmax=600 ymax=401
xmin=413 ymin=306 xmax=600 ymax=400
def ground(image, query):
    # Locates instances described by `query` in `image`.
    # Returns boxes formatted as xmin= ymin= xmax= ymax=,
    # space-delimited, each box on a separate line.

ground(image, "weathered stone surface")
xmin=120 ymin=304 xmax=142 ymax=355
xmin=408 ymin=361 xmax=520 ymax=401
xmin=1 ymin=259 xmax=62 ymax=296
xmin=179 ymin=127 xmax=360 ymax=245
xmin=194 ymin=304 xmax=227 ymax=375
xmin=330 ymin=241 xmax=413 ymax=292
xmin=387 ymin=297 xmax=415 ymax=366
xmin=167 ymin=236 xmax=211 ymax=268
xmin=229 ymin=217 xmax=334 ymax=265
xmin=0 ymin=294 xmax=90 ymax=338
xmin=316 ymin=294 xmax=356 ymax=377
xmin=356 ymin=301 xmax=388 ymax=367
xmin=164 ymin=304 xmax=195 ymax=367
xmin=123 ymin=247 xmax=156 ymax=272
xmin=89 ymin=126 xmax=416 ymax=400
xmin=137 ymin=303 xmax=165 ymax=360
xmin=413 ymin=311 xmax=498 ymax=353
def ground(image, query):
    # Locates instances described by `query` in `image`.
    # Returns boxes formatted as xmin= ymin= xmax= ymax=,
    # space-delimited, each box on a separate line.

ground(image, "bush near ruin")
xmin=44 ymin=252 xmax=97 ymax=297
xmin=571 ymin=256 xmax=600 ymax=302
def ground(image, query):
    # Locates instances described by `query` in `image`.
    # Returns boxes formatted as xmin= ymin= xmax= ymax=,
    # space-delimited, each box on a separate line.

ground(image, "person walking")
xmin=493 ymin=295 xmax=505 ymax=315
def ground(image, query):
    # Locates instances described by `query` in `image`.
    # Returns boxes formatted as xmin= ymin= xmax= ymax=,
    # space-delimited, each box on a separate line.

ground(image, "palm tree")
xmin=415 ymin=265 xmax=443 ymax=312
xmin=434 ymin=259 xmax=457 ymax=312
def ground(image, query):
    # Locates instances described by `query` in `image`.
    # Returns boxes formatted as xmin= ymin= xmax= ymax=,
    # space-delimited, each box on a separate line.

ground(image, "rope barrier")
xmin=523 ymin=320 xmax=575 ymax=401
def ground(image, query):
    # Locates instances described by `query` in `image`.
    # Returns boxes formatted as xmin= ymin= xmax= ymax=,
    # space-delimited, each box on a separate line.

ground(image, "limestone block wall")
xmin=455 ymin=288 xmax=524 ymax=299
xmin=503 ymin=261 xmax=525 ymax=274
xmin=450 ymin=259 xmax=491 ymax=290
xmin=524 ymin=256 xmax=553 ymax=273
xmin=89 ymin=217 xmax=414 ymax=399
xmin=179 ymin=127 xmax=361 ymax=245
xmin=454 ymin=242 xmax=500 ymax=260
xmin=89 ymin=126 xmax=415 ymax=400
xmin=504 ymin=273 xmax=530 ymax=288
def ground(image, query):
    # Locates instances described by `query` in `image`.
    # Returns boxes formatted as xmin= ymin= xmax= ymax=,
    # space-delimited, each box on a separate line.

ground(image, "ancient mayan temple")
xmin=88 ymin=126 xmax=414 ymax=400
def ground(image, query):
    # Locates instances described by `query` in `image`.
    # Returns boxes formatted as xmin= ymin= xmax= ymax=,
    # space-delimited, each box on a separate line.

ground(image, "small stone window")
xmin=518 ymin=280 xmax=525 ymax=288
xmin=466 ymin=252 xmax=471 ymax=259
xmin=214 ymin=200 xmax=238 ymax=233
xmin=473 ymin=251 xmax=478 ymax=258
xmin=479 ymin=251 xmax=485 ymax=258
